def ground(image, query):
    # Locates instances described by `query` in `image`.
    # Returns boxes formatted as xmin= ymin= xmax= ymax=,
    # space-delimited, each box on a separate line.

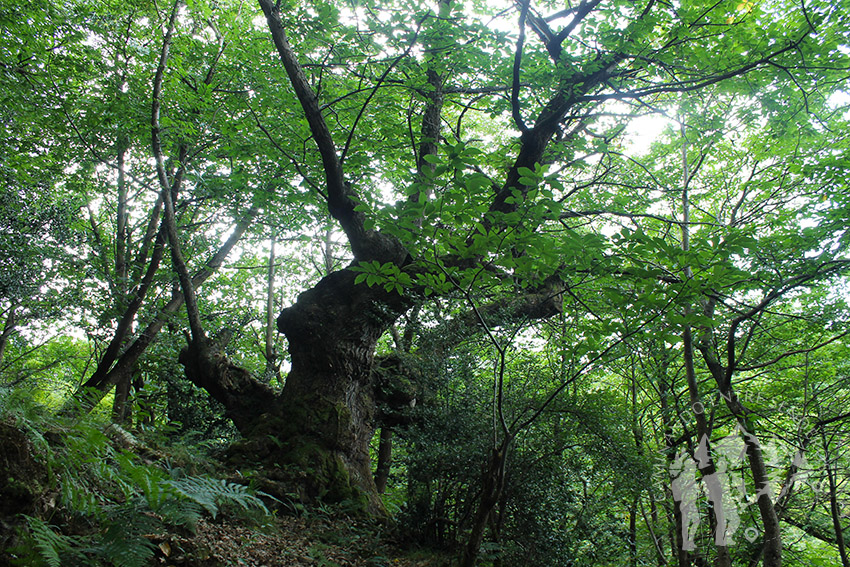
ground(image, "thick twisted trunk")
xmin=268 ymin=268 xmax=412 ymax=511
xmin=210 ymin=268 xmax=411 ymax=513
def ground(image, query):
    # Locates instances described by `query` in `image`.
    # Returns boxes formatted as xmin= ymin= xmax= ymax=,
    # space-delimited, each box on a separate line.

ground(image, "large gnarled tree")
xmin=171 ymin=0 xmax=842 ymax=519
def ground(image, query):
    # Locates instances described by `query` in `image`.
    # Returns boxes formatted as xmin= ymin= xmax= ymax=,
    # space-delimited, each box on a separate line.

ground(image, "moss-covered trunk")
xmin=278 ymin=269 xmax=411 ymax=511
xmin=223 ymin=268 xmax=410 ymax=514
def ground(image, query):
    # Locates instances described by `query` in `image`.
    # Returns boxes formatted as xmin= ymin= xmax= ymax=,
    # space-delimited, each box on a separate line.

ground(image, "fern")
xmin=99 ymin=504 xmax=159 ymax=567
xmin=115 ymin=451 xmax=169 ymax=509
xmin=157 ymin=497 xmax=204 ymax=531
xmin=25 ymin=516 xmax=83 ymax=567
xmin=166 ymin=476 xmax=268 ymax=519
xmin=8 ymin=396 xmax=272 ymax=567
xmin=100 ymin=539 xmax=156 ymax=567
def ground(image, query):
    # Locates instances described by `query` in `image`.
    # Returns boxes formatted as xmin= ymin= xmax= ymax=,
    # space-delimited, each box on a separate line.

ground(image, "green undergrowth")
xmin=0 ymin=389 xmax=271 ymax=567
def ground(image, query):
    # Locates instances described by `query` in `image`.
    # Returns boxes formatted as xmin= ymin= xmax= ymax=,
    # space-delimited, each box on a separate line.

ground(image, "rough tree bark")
xmin=187 ymin=268 xmax=414 ymax=512
xmin=273 ymin=271 xmax=412 ymax=509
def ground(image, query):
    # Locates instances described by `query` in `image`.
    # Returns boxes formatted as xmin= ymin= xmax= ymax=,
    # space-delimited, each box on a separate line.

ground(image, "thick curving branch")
xmin=258 ymin=0 xmax=380 ymax=260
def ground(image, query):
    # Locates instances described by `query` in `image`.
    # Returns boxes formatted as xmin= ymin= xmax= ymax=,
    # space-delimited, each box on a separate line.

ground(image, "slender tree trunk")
xmin=686 ymin=328 xmax=731 ymax=567
xmin=262 ymin=233 xmax=280 ymax=382
xmin=645 ymin=498 xmax=668 ymax=566
xmin=115 ymin=138 xmax=130 ymax=297
xmin=696 ymin=354 xmax=782 ymax=567
xmin=490 ymin=486 xmax=507 ymax=567
xmin=66 ymin=207 xmax=255 ymax=413
xmin=680 ymin=120 xmax=732 ymax=567
xmin=112 ymin=373 xmax=132 ymax=424
xmin=89 ymin=135 xmax=165 ymax=408
xmin=743 ymin=419 xmax=782 ymax=567
xmin=374 ymin=426 xmax=392 ymax=494
xmin=111 ymin=139 xmax=132 ymax=422
xmin=672 ymin=502 xmax=690 ymax=567
xmin=658 ymin=360 xmax=690 ymax=567
xmin=0 ymin=305 xmax=18 ymax=368
xmin=671 ymin=504 xmax=687 ymax=567
xmin=147 ymin=0 xmax=277 ymax=441
xmin=89 ymin=224 xmax=166 ymax=387
xmin=822 ymin=430 xmax=850 ymax=567
xmin=629 ymin=365 xmax=641 ymax=567
xmin=461 ymin=440 xmax=510 ymax=567
xmin=694 ymin=325 xmax=782 ymax=567
xmin=630 ymin=494 xmax=639 ymax=567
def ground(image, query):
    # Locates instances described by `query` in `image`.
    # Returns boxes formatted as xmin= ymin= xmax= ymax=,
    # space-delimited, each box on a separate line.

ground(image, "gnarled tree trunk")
xmin=199 ymin=268 xmax=411 ymax=513
xmin=272 ymin=269 xmax=411 ymax=511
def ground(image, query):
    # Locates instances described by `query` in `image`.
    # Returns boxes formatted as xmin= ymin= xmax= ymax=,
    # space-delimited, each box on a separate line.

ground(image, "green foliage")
xmin=501 ymin=391 xmax=650 ymax=566
xmin=22 ymin=516 xmax=83 ymax=567
xmin=167 ymin=475 xmax=268 ymax=519
xmin=3 ymin=0 xmax=850 ymax=564
xmin=352 ymin=261 xmax=414 ymax=295
xmin=98 ymin=506 xmax=159 ymax=567
xmin=160 ymin=362 xmax=237 ymax=441
xmin=2 ymin=394 xmax=270 ymax=567
xmin=392 ymin=327 xmax=651 ymax=564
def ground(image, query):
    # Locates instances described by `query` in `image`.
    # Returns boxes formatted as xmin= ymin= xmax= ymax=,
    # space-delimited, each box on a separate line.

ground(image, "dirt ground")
xmin=158 ymin=514 xmax=451 ymax=567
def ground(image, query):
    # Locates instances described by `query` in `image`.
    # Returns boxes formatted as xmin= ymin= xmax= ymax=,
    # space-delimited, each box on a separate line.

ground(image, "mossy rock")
xmin=0 ymin=419 xmax=47 ymax=516
xmin=0 ymin=418 xmax=49 ymax=565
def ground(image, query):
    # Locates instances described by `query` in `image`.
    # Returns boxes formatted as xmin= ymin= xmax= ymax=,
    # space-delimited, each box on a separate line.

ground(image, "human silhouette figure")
xmin=671 ymin=450 xmax=701 ymax=550
xmin=704 ymin=432 xmax=745 ymax=545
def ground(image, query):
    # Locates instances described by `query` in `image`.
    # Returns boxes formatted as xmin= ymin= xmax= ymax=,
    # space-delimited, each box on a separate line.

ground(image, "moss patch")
xmin=0 ymin=418 xmax=49 ymax=566
xmin=226 ymin=398 xmax=377 ymax=516
xmin=0 ymin=419 xmax=47 ymax=517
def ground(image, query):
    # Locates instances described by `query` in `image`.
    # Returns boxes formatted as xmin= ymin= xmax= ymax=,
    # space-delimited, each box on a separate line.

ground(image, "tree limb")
xmin=258 ymin=0 xmax=377 ymax=259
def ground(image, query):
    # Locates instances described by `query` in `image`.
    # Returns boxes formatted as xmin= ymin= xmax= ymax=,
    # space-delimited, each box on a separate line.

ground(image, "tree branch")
xmin=151 ymin=0 xmax=205 ymax=342
xmin=258 ymin=0 xmax=376 ymax=259
xmin=340 ymin=15 xmax=427 ymax=165
xmin=510 ymin=0 xmax=531 ymax=133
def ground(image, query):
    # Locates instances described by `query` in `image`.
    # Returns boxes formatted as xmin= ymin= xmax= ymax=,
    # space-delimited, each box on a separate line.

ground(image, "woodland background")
xmin=1 ymin=0 xmax=849 ymax=565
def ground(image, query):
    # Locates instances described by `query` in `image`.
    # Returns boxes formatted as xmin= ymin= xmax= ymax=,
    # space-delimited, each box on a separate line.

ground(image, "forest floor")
xmin=0 ymin=414 xmax=452 ymax=567
xmin=150 ymin=509 xmax=449 ymax=567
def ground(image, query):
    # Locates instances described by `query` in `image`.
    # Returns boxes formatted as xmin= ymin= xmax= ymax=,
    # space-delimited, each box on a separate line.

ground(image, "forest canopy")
xmin=1 ymin=0 xmax=849 ymax=565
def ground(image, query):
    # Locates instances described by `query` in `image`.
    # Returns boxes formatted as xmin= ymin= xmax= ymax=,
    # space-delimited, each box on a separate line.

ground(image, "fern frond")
xmin=115 ymin=451 xmax=168 ymax=508
xmin=166 ymin=476 xmax=268 ymax=519
xmin=100 ymin=503 xmax=160 ymax=567
xmin=100 ymin=528 xmax=157 ymax=567
xmin=24 ymin=516 xmax=81 ymax=567
xmin=157 ymin=498 xmax=203 ymax=532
